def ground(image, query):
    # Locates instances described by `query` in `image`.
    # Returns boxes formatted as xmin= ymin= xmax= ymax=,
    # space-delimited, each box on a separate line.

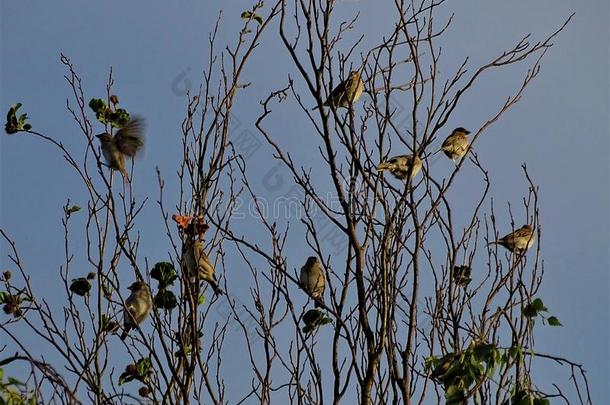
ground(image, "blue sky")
xmin=1 ymin=0 xmax=608 ymax=403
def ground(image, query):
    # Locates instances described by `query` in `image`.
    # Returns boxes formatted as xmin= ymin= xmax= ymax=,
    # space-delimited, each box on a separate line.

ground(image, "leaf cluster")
xmin=425 ymin=342 xmax=504 ymax=404
xmin=151 ymin=262 xmax=178 ymax=311
xmin=118 ymin=357 xmax=152 ymax=386
xmin=4 ymin=103 xmax=31 ymax=134
xmin=88 ymin=97 xmax=130 ymax=128
xmin=0 ymin=368 xmax=36 ymax=405
xmin=302 ymin=309 xmax=332 ymax=334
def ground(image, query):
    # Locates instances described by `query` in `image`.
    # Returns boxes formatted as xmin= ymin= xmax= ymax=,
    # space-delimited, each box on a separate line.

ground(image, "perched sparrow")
xmin=96 ymin=116 xmax=146 ymax=178
xmin=121 ymin=280 xmax=153 ymax=340
xmin=316 ymin=71 xmax=365 ymax=110
xmin=377 ymin=154 xmax=423 ymax=180
xmin=441 ymin=127 xmax=470 ymax=161
xmin=489 ymin=224 xmax=535 ymax=252
xmin=299 ymin=257 xmax=325 ymax=308
xmin=183 ymin=239 xmax=222 ymax=295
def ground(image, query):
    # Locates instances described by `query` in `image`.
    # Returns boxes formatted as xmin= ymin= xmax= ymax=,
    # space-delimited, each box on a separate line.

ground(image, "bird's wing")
xmin=326 ymin=80 xmax=347 ymax=106
xmin=299 ymin=266 xmax=307 ymax=287
xmin=316 ymin=269 xmax=325 ymax=294
xmin=193 ymin=242 xmax=204 ymax=265
xmin=124 ymin=303 xmax=137 ymax=327
xmin=441 ymin=135 xmax=454 ymax=149
xmin=194 ymin=243 xmax=214 ymax=276
xmin=114 ymin=116 xmax=146 ymax=156
xmin=514 ymin=227 xmax=531 ymax=238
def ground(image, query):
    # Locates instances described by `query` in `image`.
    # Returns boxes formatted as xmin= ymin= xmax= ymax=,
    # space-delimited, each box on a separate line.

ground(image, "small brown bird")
xmin=489 ymin=224 xmax=535 ymax=252
xmin=121 ymin=280 xmax=153 ymax=340
xmin=316 ymin=71 xmax=365 ymax=110
xmin=441 ymin=127 xmax=470 ymax=161
xmin=377 ymin=154 xmax=423 ymax=180
xmin=184 ymin=239 xmax=222 ymax=295
xmin=299 ymin=257 xmax=325 ymax=308
xmin=96 ymin=116 xmax=146 ymax=178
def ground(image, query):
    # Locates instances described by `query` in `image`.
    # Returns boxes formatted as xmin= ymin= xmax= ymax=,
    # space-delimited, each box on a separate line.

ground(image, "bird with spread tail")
xmin=183 ymin=238 xmax=222 ymax=295
xmin=377 ymin=154 xmax=423 ymax=180
xmin=488 ymin=224 xmax=535 ymax=252
xmin=121 ymin=280 xmax=153 ymax=340
xmin=299 ymin=257 xmax=325 ymax=308
xmin=441 ymin=127 xmax=470 ymax=161
xmin=314 ymin=71 xmax=365 ymax=110
xmin=96 ymin=116 xmax=146 ymax=179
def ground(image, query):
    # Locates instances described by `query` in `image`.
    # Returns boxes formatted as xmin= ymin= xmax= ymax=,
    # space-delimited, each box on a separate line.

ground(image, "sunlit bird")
xmin=121 ymin=280 xmax=153 ymax=340
xmin=488 ymin=224 xmax=535 ymax=252
xmin=441 ymin=127 xmax=470 ymax=161
xmin=96 ymin=116 xmax=146 ymax=179
xmin=299 ymin=256 xmax=325 ymax=308
xmin=315 ymin=71 xmax=365 ymax=110
xmin=377 ymin=154 xmax=423 ymax=180
xmin=184 ymin=239 xmax=222 ymax=295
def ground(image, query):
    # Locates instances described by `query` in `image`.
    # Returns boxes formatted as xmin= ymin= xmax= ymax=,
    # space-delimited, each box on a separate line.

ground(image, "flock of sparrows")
xmin=104 ymin=71 xmax=534 ymax=338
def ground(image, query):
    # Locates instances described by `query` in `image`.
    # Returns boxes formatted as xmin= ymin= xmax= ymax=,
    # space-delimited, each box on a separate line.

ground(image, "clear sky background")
xmin=1 ymin=0 xmax=608 ymax=403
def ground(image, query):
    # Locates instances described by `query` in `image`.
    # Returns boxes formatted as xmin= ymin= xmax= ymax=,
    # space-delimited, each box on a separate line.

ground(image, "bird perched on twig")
xmin=299 ymin=257 xmax=325 ymax=308
xmin=96 ymin=116 xmax=146 ymax=179
xmin=441 ymin=127 xmax=470 ymax=161
xmin=183 ymin=238 xmax=222 ymax=295
xmin=314 ymin=71 xmax=365 ymax=110
xmin=121 ymin=280 xmax=153 ymax=340
xmin=377 ymin=154 xmax=423 ymax=180
xmin=488 ymin=224 xmax=535 ymax=252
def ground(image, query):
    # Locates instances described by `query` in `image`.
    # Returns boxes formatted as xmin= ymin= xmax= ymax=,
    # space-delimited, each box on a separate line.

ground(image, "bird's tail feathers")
xmin=210 ymin=280 xmax=223 ymax=296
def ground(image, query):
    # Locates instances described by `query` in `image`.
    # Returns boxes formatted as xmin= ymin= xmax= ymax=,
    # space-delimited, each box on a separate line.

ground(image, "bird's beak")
xmin=95 ymin=134 xmax=103 ymax=140
xmin=377 ymin=162 xmax=391 ymax=171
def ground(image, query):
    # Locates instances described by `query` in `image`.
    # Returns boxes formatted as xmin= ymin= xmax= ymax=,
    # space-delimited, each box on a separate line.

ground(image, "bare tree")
xmin=0 ymin=1 xmax=592 ymax=404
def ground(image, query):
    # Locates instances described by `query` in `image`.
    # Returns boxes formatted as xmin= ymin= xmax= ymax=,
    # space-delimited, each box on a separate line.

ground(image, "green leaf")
xmin=0 ymin=291 xmax=6 ymax=304
xmin=64 ymin=205 xmax=81 ymax=215
xmin=7 ymin=377 xmax=24 ymax=387
xmin=240 ymin=11 xmax=263 ymax=25
xmin=445 ymin=384 xmax=466 ymax=404
xmin=69 ymin=278 xmax=92 ymax=296
xmin=531 ymin=298 xmax=547 ymax=311
xmin=150 ymin=262 xmax=178 ymax=289
xmin=197 ymin=293 xmax=205 ymax=306
xmin=154 ymin=289 xmax=177 ymax=311
xmin=119 ymin=358 xmax=152 ymax=386
xmin=452 ymin=265 xmax=472 ymax=287
xmin=533 ymin=398 xmax=550 ymax=405
xmin=136 ymin=357 xmax=152 ymax=378
xmin=547 ymin=316 xmax=562 ymax=326
xmin=118 ymin=370 xmax=135 ymax=386
xmin=174 ymin=346 xmax=192 ymax=358
xmin=301 ymin=309 xmax=331 ymax=333
xmin=523 ymin=298 xmax=548 ymax=318
xmin=88 ymin=98 xmax=107 ymax=113
xmin=108 ymin=108 xmax=130 ymax=128
xmin=5 ymin=103 xmax=32 ymax=134
xmin=303 ymin=309 xmax=323 ymax=325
